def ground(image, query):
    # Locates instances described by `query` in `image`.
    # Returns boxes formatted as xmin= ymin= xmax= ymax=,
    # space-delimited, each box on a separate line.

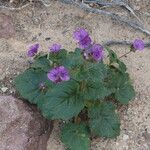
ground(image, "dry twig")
xmin=103 ymin=40 xmax=150 ymax=47
xmin=0 ymin=3 xmax=31 ymax=10
xmin=59 ymin=0 xmax=150 ymax=36
xmin=38 ymin=0 xmax=51 ymax=7
xmin=76 ymin=2 xmax=150 ymax=36
xmin=0 ymin=0 xmax=149 ymax=36
xmin=84 ymin=0 xmax=142 ymax=24
xmin=0 ymin=0 xmax=51 ymax=10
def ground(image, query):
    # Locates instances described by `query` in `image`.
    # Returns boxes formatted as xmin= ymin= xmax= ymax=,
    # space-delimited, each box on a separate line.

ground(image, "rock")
xmin=123 ymin=134 xmax=129 ymax=141
xmin=0 ymin=13 xmax=15 ymax=39
xmin=0 ymin=96 xmax=53 ymax=150
xmin=1 ymin=87 xmax=8 ymax=93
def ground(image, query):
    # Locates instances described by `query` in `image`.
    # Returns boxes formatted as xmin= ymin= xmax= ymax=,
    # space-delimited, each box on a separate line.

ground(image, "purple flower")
xmin=133 ymin=39 xmax=144 ymax=51
xmin=79 ymin=36 xmax=92 ymax=49
xmin=47 ymin=66 xmax=70 ymax=83
xmin=27 ymin=43 xmax=39 ymax=57
xmin=49 ymin=44 xmax=61 ymax=53
xmin=73 ymin=28 xmax=89 ymax=41
xmin=82 ymin=44 xmax=104 ymax=62
xmin=91 ymin=44 xmax=104 ymax=61
xmin=73 ymin=28 xmax=92 ymax=49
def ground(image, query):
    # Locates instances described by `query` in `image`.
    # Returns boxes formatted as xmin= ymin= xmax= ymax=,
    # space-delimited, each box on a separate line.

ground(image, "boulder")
xmin=0 ymin=96 xmax=53 ymax=150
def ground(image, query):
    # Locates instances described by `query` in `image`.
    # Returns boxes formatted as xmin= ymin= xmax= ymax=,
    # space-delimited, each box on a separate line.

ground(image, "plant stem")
xmin=119 ymin=51 xmax=132 ymax=58
xmin=71 ymin=77 xmax=80 ymax=84
xmin=74 ymin=116 xmax=80 ymax=123
xmin=47 ymin=52 xmax=50 ymax=59
xmin=47 ymin=52 xmax=53 ymax=66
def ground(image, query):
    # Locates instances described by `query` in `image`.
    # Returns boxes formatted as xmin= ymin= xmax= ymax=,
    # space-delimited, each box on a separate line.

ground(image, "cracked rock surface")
xmin=0 ymin=96 xmax=53 ymax=150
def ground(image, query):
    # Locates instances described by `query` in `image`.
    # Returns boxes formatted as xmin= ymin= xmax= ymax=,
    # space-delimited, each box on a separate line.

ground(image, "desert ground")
xmin=0 ymin=0 xmax=150 ymax=150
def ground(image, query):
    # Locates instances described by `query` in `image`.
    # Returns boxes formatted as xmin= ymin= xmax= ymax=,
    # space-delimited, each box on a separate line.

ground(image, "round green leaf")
xmin=62 ymin=48 xmax=84 ymax=69
xmin=15 ymin=69 xmax=54 ymax=104
xmin=81 ymin=80 xmax=113 ymax=101
xmin=85 ymin=62 xmax=108 ymax=82
xmin=115 ymin=83 xmax=135 ymax=104
xmin=49 ymin=49 xmax=67 ymax=64
xmin=89 ymin=102 xmax=120 ymax=138
xmin=61 ymin=123 xmax=90 ymax=150
xmin=38 ymin=80 xmax=85 ymax=120
xmin=31 ymin=55 xmax=51 ymax=72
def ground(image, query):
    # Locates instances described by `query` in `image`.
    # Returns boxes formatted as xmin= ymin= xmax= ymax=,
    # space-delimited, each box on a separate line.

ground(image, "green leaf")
xmin=49 ymin=49 xmax=67 ymax=64
xmin=107 ymin=48 xmax=126 ymax=73
xmin=82 ymin=80 xmax=114 ymax=101
xmin=85 ymin=62 xmax=108 ymax=82
xmin=89 ymin=102 xmax=120 ymax=138
xmin=38 ymin=80 xmax=85 ymax=120
xmin=79 ymin=62 xmax=113 ymax=101
xmin=106 ymin=70 xmax=135 ymax=104
xmin=15 ymin=69 xmax=54 ymax=104
xmin=115 ymin=83 xmax=135 ymax=104
xmin=63 ymin=48 xmax=84 ymax=69
xmin=31 ymin=56 xmax=51 ymax=72
xmin=107 ymin=48 xmax=118 ymax=64
xmin=107 ymin=70 xmax=129 ymax=89
xmin=62 ymin=48 xmax=86 ymax=81
xmin=61 ymin=123 xmax=90 ymax=150
xmin=118 ymin=61 xmax=126 ymax=73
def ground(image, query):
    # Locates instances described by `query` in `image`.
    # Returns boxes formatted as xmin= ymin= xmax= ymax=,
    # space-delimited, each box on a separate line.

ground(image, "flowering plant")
xmin=15 ymin=28 xmax=144 ymax=150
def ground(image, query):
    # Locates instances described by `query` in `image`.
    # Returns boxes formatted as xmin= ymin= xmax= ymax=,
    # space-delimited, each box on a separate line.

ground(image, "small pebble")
xmin=123 ymin=134 xmax=129 ymax=140
xmin=1 ymin=87 xmax=8 ymax=93
xmin=45 ymin=37 xmax=51 ymax=41
xmin=38 ymin=33 xmax=42 ymax=36
xmin=32 ymin=36 xmax=37 ymax=41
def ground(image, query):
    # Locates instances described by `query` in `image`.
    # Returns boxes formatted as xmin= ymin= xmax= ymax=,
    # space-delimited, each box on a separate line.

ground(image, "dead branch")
xmin=59 ymin=0 xmax=150 ymax=36
xmin=84 ymin=0 xmax=142 ymax=24
xmin=0 ymin=0 xmax=149 ymax=36
xmin=38 ymin=0 xmax=51 ymax=7
xmin=0 ymin=2 xmax=31 ymax=10
xmin=0 ymin=0 xmax=51 ymax=10
xmin=72 ymin=1 xmax=150 ymax=36
xmin=103 ymin=40 xmax=150 ymax=48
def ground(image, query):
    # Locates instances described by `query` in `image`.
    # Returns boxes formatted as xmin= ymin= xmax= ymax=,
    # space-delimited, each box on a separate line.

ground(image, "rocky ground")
xmin=0 ymin=0 xmax=150 ymax=150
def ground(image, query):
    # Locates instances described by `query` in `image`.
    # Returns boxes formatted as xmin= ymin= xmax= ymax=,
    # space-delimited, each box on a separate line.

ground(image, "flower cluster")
xmin=73 ymin=28 xmax=104 ymax=62
xmin=27 ymin=28 xmax=144 ymax=84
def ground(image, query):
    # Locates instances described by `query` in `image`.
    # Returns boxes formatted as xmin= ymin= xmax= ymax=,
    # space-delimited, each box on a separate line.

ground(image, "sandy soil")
xmin=0 ymin=0 xmax=150 ymax=150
